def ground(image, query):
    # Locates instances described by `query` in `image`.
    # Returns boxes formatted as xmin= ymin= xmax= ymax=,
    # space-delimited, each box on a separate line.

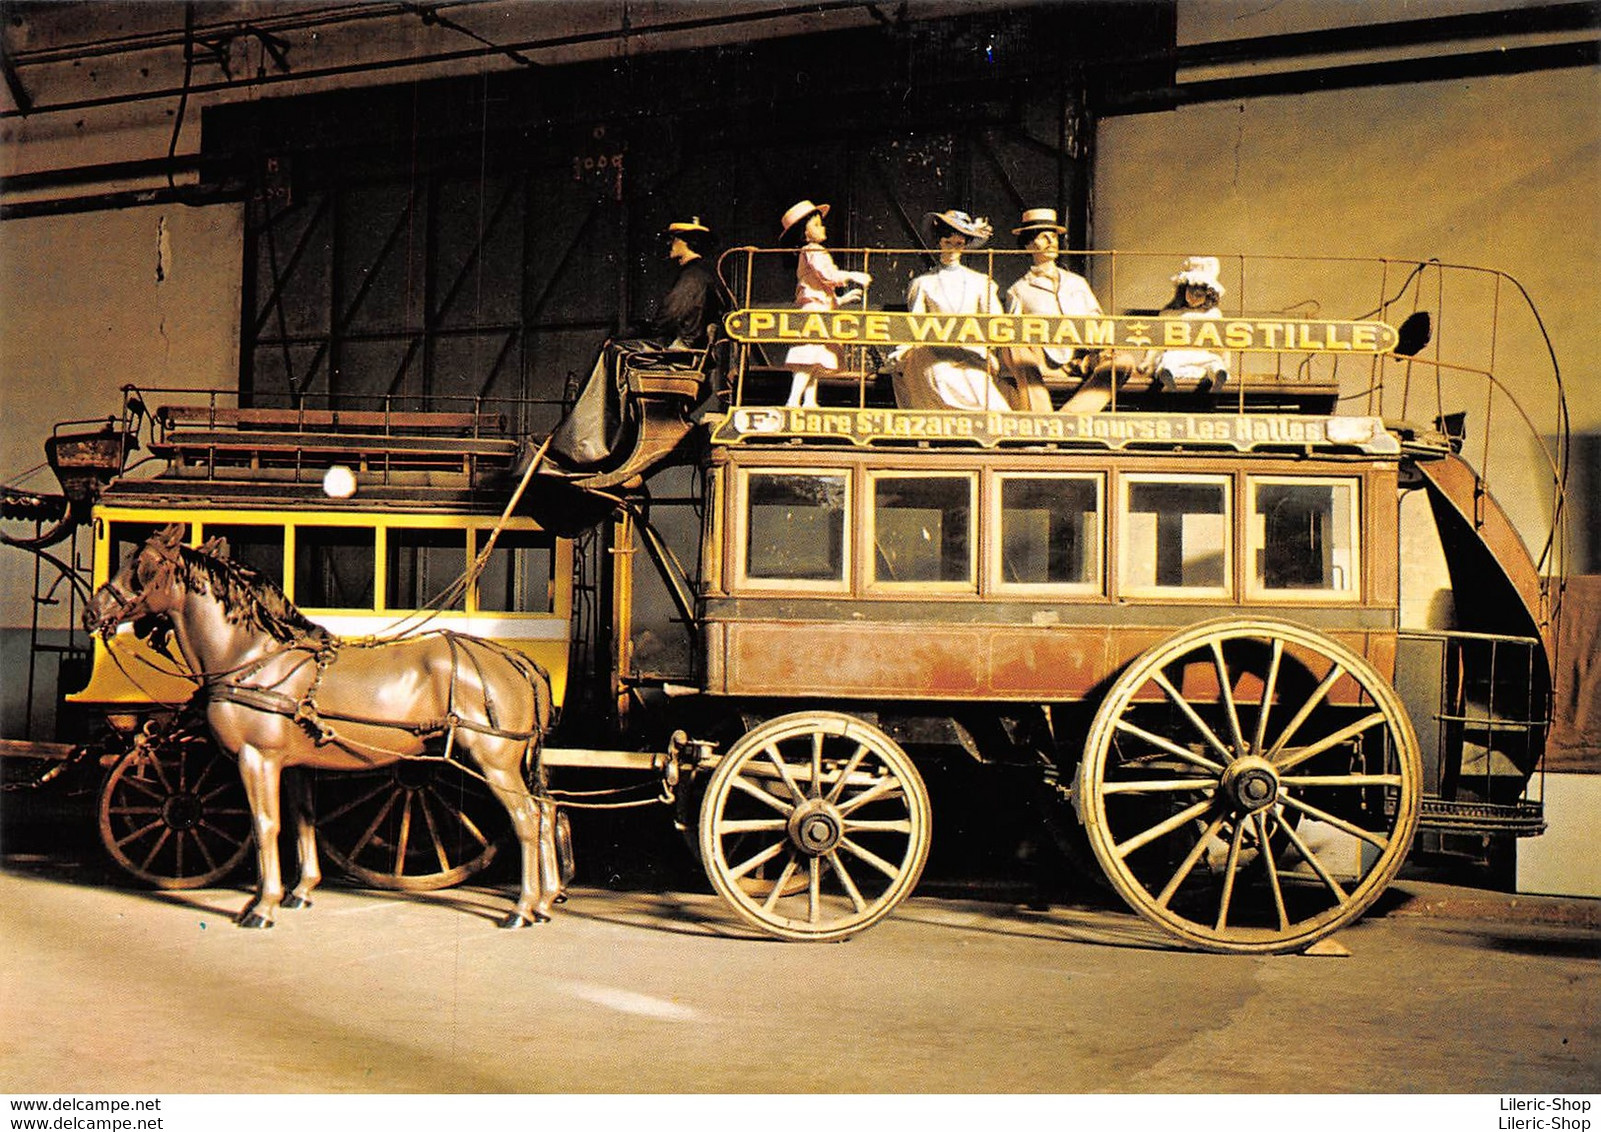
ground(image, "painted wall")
xmin=1092 ymin=6 xmax=1599 ymax=896
xmin=0 ymin=203 xmax=242 ymax=736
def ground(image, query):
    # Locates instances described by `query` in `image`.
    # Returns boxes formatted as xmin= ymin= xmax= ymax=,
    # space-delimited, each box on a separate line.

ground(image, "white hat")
xmin=1172 ymin=255 xmax=1224 ymax=296
xmin=780 ymin=200 xmax=830 ymax=241
xmin=1012 ymin=207 xmax=1067 ymax=235
xmin=921 ymin=209 xmax=992 ymax=249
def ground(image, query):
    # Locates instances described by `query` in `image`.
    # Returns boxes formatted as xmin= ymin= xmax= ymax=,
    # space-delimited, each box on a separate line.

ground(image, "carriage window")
xmin=200 ymin=524 xmax=285 ymax=588
xmin=1119 ymin=475 xmax=1231 ymax=595
xmin=474 ymin=529 xmax=556 ymax=613
xmin=995 ymin=474 xmax=1102 ymax=590
xmin=386 ymin=528 xmax=467 ymax=611
xmin=1248 ymin=477 xmax=1359 ymax=598
xmin=741 ymin=471 xmax=849 ymax=586
xmin=871 ymin=474 xmax=975 ymax=587
xmin=293 ymin=526 xmax=375 ymax=608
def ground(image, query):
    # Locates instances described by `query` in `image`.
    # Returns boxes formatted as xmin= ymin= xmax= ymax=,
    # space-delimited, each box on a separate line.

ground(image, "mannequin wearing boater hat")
xmin=779 ymin=200 xmax=872 ymax=407
xmin=998 ymin=207 xmax=1106 ymax=413
xmin=548 ymin=214 xmax=724 ymax=468
xmin=889 ymin=209 xmax=1010 ymax=412
xmin=1141 ymin=256 xmax=1229 ymax=391
xmin=650 ymin=216 xmax=727 ymax=350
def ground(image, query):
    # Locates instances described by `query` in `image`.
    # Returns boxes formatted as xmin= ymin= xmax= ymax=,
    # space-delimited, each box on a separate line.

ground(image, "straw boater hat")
xmin=1012 ymin=207 xmax=1068 ymax=235
xmin=780 ymin=200 xmax=830 ymax=243
xmin=920 ymin=209 xmax=992 ymax=249
xmin=1172 ymin=255 xmax=1225 ymax=297
xmin=664 ymin=215 xmax=712 ymax=238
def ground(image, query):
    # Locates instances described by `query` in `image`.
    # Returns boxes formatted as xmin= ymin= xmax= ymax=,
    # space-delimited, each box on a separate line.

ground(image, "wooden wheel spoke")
xmin=392 ymin=794 xmax=415 ymax=875
xmin=1112 ymin=797 xmax=1215 ymax=859
xmin=1210 ymin=640 xmax=1249 ymax=758
xmin=185 ymin=827 xmax=222 ymax=874
xmin=108 ymin=805 xmax=162 ymax=816
xmin=1214 ymin=818 xmax=1250 ymax=932
xmin=1256 ymin=812 xmax=1290 ymax=932
xmin=115 ymin=816 xmax=165 ymax=847
xmin=840 ymin=817 xmax=913 ymax=834
xmin=318 ymin=779 xmax=395 ymax=824
xmin=838 ymin=835 xmax=901 ymax=880
xmin=415 ymin=792 xmax=453 ymax=873
xmin=717 ymin=818 xmax=789 ymax=834
xmin=825 ymin=851 xmax=869 ymax=912
xmin=763 ymin=743 xmax=808 ymax=804
xmin=1264 ymin=663 xmax=1345 ymax=761
xmin=1252 ymin=639 xmax=1284 ymax=756
xmin=1280 ymin=792 xmax=1393 ymax=851
xmin=1275 ymin=813 xmax=1353 ymax=903
xmin=1284 ymin=772 xmax=1403 ymax=789
xmin=729 ymin=837 xmax=788 ymax=882
xmin=114 ymin=775 xmax=167 ymax=804
xmin=1114 ymin=718 xmax=1228 ymax=775
xmin=196 ymin=818 xmax=247 ymax=845
xmin=835 ymin=775 xmax=903 ymax=817
xmin=1275 ymin=712 xmax=1390 ymax=773
xmin=808 ymin=858 xmax=823 ymax=923
xmin=138 ymin=827 xmax=173 ymax=871
xmin=1156 ymin=813 xmax=1230 ymax=907
xmin=1100 ymin=776 xmax=1218 ymax=795
xmin=761 ymin=857 xmax=800 ymax=912
xmin=809 ymin=733 xmax=825 ymax=799
xmin=731 ymin=772 xmax=795 ymax=815
xmin=348 ymin=791 xmax=400 ymax=860
xmin=1151 ymin=670 xmax=1238 ymax=763
xmin=825 ymin=743 xmax=871 ymax=805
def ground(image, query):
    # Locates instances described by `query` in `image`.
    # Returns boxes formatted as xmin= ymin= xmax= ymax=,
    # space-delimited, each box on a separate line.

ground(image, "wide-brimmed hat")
xmin=921 ymin=209 xmax=992 ymax=249
xmin=1012 ymin=207 xmax=1067 ymax=235
xmin=780 ymin=200 xmax=830 ymax=242
xmin=1172 ymin=255 xmax=1225 ymax=296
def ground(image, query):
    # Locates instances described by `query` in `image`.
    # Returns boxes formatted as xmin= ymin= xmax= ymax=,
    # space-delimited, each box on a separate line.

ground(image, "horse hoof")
xmin=282 ymin=894 xmax=312 ymax=910
xmin=238 ymin=913 xmax=275 ymax=929
xmin=498 ymin=910 xmax=550 ymax=929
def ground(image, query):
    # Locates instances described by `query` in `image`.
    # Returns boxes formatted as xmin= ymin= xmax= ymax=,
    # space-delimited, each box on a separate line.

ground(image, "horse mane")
xmin=175 ymin=545 xmax=331 ymax=645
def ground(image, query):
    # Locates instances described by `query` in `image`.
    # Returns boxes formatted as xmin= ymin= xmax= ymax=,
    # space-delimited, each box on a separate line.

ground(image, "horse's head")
xmin=84 ymin=523 xmax=188 ymax=638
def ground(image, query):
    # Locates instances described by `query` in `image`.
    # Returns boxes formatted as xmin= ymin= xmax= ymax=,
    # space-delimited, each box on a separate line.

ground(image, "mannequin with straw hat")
xmin=779 ymin=200 xmax=872 ymax=407
xmin=889 ymin=209 xmax=1010 ymax=412
xmin=997 ymin=207 xmax=1105 ymax=412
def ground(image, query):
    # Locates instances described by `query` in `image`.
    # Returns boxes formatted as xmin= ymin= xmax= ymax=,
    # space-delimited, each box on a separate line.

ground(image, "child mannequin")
xmin=1145 ymin=256 xmax=1230 ymax=391
xmin=780 ymin=200 xmax=872 ymax=407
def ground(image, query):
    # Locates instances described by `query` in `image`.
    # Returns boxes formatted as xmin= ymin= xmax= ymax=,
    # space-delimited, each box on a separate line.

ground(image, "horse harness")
xmin=205 ymin=631 xmax=551 ymax=761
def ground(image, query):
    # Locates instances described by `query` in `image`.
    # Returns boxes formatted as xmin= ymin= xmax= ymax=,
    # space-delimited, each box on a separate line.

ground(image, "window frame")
xmin=1244 ymin=474 xmax=1363 ymax=603
xmin=1115 ymin=471 xmax=1234 ymax=600
xmin=732 ymin=466 xmax=854 ymax=594
xmin=864 ymin=469 xmax=979 ymax=595
xmin=989 ymin=471 xmax=1105 ymax=596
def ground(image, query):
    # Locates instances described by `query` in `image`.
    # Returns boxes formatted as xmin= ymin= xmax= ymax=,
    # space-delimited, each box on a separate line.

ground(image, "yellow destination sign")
xmin=722 ymin=308 xmax=1399 ymax=354
xmin=711 ymin=407 xmax=1399 ymax=454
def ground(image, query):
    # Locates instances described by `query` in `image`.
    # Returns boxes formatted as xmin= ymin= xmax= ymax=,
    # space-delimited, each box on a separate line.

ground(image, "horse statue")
xmin=83 ymin=523 xmax=566 ymax=929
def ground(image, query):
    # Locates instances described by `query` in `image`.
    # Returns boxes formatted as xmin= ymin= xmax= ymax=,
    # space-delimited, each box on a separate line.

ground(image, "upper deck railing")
xmin=714 ymin=246 xmax=1571 ymax=582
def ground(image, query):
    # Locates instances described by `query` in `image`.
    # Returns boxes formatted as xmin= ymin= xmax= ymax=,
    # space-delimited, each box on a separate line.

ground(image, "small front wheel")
xmin=699 ymin=711 xmax=931 ymax=942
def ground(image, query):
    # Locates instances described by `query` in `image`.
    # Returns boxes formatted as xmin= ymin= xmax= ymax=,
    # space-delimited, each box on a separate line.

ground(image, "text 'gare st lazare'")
xmin=723 ymin=309 xmax=1400 ymax=354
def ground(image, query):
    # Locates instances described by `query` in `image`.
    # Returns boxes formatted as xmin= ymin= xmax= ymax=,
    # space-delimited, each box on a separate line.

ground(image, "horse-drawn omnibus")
xmin=2 ymin=247 xmax=1566 ymax=953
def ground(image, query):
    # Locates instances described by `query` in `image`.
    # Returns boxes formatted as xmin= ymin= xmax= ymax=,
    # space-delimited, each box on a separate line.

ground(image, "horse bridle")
xmin=90 ymin=540 xmax=180 ymax=638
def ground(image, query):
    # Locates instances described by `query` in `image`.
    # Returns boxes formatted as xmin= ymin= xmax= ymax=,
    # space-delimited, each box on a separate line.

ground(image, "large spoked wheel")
xmin=699 ymin=711 xmax=932 ymax=942
xmin=1077 ymin=619 xmax=1421 ymax=954
xmin=97 ymin=726 xmax=252 ymax=889
xmin=313 ymin=759 xmax=506 ymax=891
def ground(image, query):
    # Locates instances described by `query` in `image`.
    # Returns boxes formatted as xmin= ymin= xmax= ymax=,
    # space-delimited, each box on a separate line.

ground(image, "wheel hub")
xmin=161 ymin=792 xmax=203 ymax=831
xmin=787 ymin=799 xmax=844 ymax=856
xmin=1219 ymin=755 xmax=1280 ymax=814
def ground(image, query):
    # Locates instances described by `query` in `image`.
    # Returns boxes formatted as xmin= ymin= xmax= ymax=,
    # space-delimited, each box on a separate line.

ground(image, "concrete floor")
xmin=1 ymin=856 xmax=1596 ymax=1096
